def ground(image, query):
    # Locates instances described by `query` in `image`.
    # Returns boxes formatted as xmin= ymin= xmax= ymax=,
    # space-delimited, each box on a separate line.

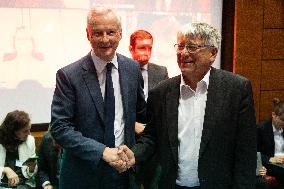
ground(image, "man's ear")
xmin=86 ymin=28 xmax=91 ymax=41
xmin=129 ymin=45 xmax=133 ymax=53
xmin=209 ymin=47 xmax=218 ymax=62
xmin=118 ymin=30 xmax=122 ymax=40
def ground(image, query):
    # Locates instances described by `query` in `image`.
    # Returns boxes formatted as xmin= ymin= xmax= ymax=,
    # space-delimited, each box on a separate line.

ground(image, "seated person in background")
xmin=256 ymin=154 xmax=278 ymax=189
xmin=0 ymin=110 xmax=38 ymax=188
xmin=36 ymin=128 xmax=62 ymax=189
xmin=256 ymin=166 xmax=272 ymax=189
xmin=257 ymin=98 xmax=284 ymax=187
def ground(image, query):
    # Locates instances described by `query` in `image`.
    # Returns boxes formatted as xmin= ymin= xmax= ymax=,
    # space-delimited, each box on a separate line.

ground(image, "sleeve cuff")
xmin=42 ymin=181 xmax=51 ymax=188
xmin=0 ymin=167 xmax=4 ymax=180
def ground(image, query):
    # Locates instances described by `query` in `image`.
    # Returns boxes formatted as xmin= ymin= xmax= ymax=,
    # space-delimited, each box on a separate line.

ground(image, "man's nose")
xmin=101 ymin=32 xmax=109 ymax=42
xmin=144 ymin=48 xmax=151 ymax=54
xmin=179 ymin=49 xmax=191 ymax=57
xmin=180 ymin=47 xmax=191 ymax=54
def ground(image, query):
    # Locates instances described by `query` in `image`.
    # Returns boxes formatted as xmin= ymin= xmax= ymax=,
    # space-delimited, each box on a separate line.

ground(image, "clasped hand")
xmin=102 ymin=145 xmax=135 ymax=173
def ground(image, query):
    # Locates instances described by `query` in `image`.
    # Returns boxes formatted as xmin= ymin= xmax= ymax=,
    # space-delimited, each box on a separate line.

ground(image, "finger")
xmin=8 ymin=179 xmax=13 ymax=186
xmin=118 ymin=167 xmax=127 ymax=173
xmin=117 ymin=150 xmax=129 ymax=162
xmin=15 ymin=176 xmax=20 ymax=185
xmin=9 ymin=178 xmax=15 ymax=186
xmin=11 ymin=176 xmax=19 ymax=186
xmin=123 ymin=146 xmax=134 ymax=158
xmin=110 ymin=159 xmax=125 ymax=168
xmin=119 ymin=145 xmax=131 ymax=158
xmin=118 ymin=146 xmax=130 ymax=162
xmin=117 ymin=145 xmax=135 ymax=167
xmin=127 ymin=157 xmax=135 ymax=168
xmin=109 ymin=160 xmax=127 ymax=173
xmin=110 ymin=148 xmax=120 ymax=162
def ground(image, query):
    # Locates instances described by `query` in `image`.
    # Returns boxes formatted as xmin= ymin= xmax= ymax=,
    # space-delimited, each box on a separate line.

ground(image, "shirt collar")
xmin=273 ymin=123 xmax=283 ymax=134
xmin=141 ymin=63 xmax=148 ymax=71
xmin=180 ymin=68 xmax=211 ymax=94
xmin=91 ymin=50 xmax=118 ymax=74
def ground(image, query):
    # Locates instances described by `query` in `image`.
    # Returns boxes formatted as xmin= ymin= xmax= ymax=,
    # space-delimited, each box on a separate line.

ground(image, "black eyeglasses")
xmin=91 ymin=30 xmax=119 ymax=38
xmin=174 ymin=44 xmax=214 ymax=53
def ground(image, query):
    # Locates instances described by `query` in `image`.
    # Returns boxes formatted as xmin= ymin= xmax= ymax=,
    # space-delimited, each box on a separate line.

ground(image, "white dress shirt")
xmin=176 ymin=69 xmax=210 ymax=187
xmin=272 ymin=124 xmax=284 ymax=156
xmin=91 ymin=51 xmax=125 ymax=147
xmin=141 ymin=64 xmax=149 ymax=100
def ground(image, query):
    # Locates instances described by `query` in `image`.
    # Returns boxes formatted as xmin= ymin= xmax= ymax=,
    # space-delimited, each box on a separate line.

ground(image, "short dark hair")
xmin=272 ymin=98 xmax=284 ymax=116
xmin=130 ymin=30 xmax=153 ymax=47
xmin=0 ymin=110 xmax=31 ymax=151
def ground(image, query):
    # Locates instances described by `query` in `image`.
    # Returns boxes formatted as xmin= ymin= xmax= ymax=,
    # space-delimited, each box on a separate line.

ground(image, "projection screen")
xmin=0 ymin=0 xmax=223 ymax=123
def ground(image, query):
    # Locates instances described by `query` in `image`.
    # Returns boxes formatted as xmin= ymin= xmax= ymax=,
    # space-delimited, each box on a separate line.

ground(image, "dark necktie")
xmin=104 ymin=63 xmax=115 ymax=147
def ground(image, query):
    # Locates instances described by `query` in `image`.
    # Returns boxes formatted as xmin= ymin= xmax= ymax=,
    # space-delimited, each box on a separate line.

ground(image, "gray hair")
xmin=179 ymin=23 xmax=221 ymax=49
xmin=87 ymin=6 xmax=122 ymax=31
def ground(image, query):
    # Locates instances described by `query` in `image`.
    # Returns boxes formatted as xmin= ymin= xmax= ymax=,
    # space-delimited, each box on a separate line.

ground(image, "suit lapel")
xmin=267 ymin=121 xmax=275 ymax=152
xmin=117 ymin=54 xmax=129 ymax=118
xmin=166 ymin=76 xmax=180 ymax=166
xmin=82 ymin=53 xmax=104 ymax=121
xmin=148 ymin=64 xmax=155 ymax=90
xmin=199 ymin=68 xmax=224 ymax=158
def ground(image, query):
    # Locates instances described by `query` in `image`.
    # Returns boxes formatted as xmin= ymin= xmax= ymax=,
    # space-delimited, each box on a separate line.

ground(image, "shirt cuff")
xmin=42 ymin=181 xmax=51 ymax=188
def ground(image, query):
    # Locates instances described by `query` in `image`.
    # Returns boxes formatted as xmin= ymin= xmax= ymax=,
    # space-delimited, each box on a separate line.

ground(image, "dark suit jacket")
xmin=50 ymin=52 xmax=146 ymax=189
xmin=136 ymin=63 xmax=168 ymax=189
xmin=36 ymin=132 xmax=60 ymax=188
xmin=133 ymin=67 xmax=257 ymax=189
xmin=257 ymin=119 xmax=284 ymax=165
xmin=148 ymin=63 xmax=168 ymax=91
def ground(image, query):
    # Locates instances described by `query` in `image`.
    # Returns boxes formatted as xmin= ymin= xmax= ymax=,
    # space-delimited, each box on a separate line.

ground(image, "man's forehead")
xmin=135 ymin=38 xmax=153 ymax=44
xmin=177 ymin=34 xmax=204 ymax=44
xmin=91 ymin=24 xmax=120 ymax=30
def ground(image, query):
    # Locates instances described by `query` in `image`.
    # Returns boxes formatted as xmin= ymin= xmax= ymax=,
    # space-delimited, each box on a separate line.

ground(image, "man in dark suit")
xmin=50 ymin=7 xmax=146 ymax=189
xmin=36 ymin=131 xmax=61 ymax=189
xmin=129 ymin=30 xmax=168 ymax=189
xmin=129 ymin=29 xmax=168 ymax=134
xmin=257 ymin=98 xmax=284 ymax=186
xmin=123 ymin=22 xmax=257 ymax=189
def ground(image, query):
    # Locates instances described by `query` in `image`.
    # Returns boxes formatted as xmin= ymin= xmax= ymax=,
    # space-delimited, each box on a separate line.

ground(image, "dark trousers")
xmin=266 ymin=163 xmax=284 ymax=186
xmin=100 ymin=161 xmax=129 ymax=189
xmin=256 ymin=175 xmax=276 ymax=189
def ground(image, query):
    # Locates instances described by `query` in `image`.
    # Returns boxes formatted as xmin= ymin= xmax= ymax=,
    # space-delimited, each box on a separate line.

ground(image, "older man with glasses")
xmin=119 ymin=22 xmax=257 ymax=189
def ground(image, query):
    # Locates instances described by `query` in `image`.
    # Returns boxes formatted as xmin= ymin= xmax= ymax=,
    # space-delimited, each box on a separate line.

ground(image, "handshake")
xmin=102 ymin=145 xmax=135 ymax=173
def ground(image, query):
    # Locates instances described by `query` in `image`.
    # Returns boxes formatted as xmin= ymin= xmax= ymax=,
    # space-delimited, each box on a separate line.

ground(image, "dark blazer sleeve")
xmin=257 ymin=120 xmax=274 ymax=165
xmin=132 ymin=87 xmax=160 ymax=163
xmin=233 ymin=79 xmax=257 ymax=189
xmin=50 ymin=68 xmax=106 ymax=168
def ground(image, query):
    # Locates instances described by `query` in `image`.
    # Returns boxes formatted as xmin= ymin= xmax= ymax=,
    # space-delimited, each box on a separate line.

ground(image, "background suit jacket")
xmin=257 ymin=119 xmax=284 ymax=165
xmin=148 ymin=63 xmax=168 ymax=91
xmin=133 ymin=67 xmax=257 ymax=189
xmin=50 ymin=52 xmax=146 ymax=189
xmin=36 ymin=132 xmax=60 ymax=188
